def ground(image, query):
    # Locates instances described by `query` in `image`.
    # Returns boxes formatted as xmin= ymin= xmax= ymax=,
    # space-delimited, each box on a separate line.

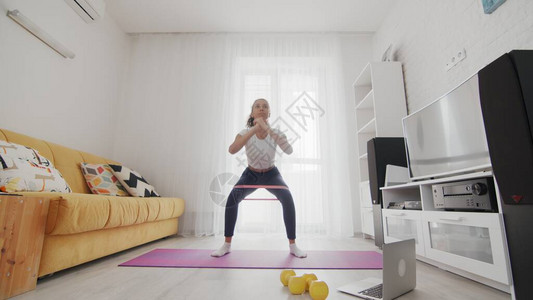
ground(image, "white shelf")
xmin=382 ymin=209 xmax=425 ymax=256
xmin=353 ymin=63 xmax=372 ymax=87
xmin=355 ymin=108 xmax=375 ymax=130
xmin=360 ymin=160 xmax=369 ymax=181
xmin=357 ymin=118 xmax=376 ymax=134
xmin=357 ymin=131 xmax=376 ymax=155
xmin=360 ymin=180 xmax=373 ymax=210
xmin=353 ymin=62 xmax=407 ymax=238
xmin=381 ymin=172 xmax=512 ymax=290
xmin=356 ymin=90 xmax=374 ymax=110
xmin=381 ymin=170 xmax=494 ymax=191
xmin=422 ymin=211 xmax=509 ymax=285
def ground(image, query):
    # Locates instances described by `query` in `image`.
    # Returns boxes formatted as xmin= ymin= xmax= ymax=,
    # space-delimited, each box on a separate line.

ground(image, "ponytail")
xmin=247 ymin=116 xmax=254 ymax=128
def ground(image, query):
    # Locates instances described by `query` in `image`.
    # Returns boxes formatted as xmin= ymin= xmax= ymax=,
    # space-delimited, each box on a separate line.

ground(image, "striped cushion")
xmin=109 ymin=164 xmax=160 ymax=197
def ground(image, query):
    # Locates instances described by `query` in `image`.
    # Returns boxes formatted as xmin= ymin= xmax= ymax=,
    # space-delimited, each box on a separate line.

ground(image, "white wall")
xmin=372 ymin=0 xmax=533 ymax=113
xmin=0 ymin=0 xmax=130 ymax=158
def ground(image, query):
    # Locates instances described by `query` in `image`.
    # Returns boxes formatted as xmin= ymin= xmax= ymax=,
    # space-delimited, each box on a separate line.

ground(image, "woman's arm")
xmin=254 ymin=118 xmax=293 ymax=154
xmin=228 ymin=127 xmax=257 ymax=154
xmin=268 ymin=128 xmax=293 ymax=154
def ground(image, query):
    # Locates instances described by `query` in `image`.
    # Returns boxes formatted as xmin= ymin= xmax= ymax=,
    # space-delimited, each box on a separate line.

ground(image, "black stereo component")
xmin=479 ymin=50 xmax=533 ymax=206
xmin=478 ymin=50 xmax=533 ymax=299
xmin=387 ymin=201 xmax=422 ymax=210
xmin=367 ymin=138 xmax=408 ymax=206
xmin=367 ymin=138 xmax=408 ymax=248
xmin=432 ymin=178 xmax=497 ymax=212
xmin=387 ymin=202 xmax=405 ymax=209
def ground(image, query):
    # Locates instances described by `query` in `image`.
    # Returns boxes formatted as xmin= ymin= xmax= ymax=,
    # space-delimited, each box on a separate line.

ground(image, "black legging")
xmin=225 ymin=167 xmax=296 ymax=240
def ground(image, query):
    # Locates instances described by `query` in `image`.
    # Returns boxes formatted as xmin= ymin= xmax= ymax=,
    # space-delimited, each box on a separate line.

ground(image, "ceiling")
xmin=105 ymin=0 xmax=397 ymax=33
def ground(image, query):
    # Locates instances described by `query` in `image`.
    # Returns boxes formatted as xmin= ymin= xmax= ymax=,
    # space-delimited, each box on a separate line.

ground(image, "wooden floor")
xmin=12 ymin=234 xmax=511 ymax=300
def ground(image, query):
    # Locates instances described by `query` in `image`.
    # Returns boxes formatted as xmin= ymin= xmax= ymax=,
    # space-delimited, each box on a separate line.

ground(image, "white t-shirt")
xmin=238 ymin=128 xmax=285 ymax=170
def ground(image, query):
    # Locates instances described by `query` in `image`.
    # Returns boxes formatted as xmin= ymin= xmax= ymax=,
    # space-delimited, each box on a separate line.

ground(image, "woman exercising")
xmin=211 ymin=98 xmax=307 ymax=258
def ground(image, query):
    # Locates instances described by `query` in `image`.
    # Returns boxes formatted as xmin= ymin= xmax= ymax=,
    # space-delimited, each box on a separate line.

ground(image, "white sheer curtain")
xmin=114 ymin=33 xmax=354 ymax=238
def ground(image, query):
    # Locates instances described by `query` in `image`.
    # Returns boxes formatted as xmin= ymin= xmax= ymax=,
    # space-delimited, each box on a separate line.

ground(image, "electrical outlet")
xmin=445 ymin=49 xmax=467 ymax=71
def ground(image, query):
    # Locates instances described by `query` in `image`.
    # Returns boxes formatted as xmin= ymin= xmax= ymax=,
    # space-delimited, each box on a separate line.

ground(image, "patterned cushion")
xmin=80 ymin=163 xmax=129 ymax=196
xmin=108 ymin=164 xmax=160 ymax=197
xmin=0 ymin=154 xmax=71 ymax=193
xmin=0 ymin=140 xmax=52 ymax=167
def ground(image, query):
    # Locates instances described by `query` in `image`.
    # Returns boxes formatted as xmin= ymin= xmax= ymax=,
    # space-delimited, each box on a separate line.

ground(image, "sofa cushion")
xmin=17 ymin=192 xmax=185 ymax=235
xmin=0 ymin=140 xmax=53 ymax=167
xmin=109 ymin=164 xmax=160 ymax=197
xmin=46 ymin=142 xmax=92 ymax=194
xmin=80 ymin=163 xmax=129 ymax=196
xmin=0 ymin=154 xmax=72 ymax=193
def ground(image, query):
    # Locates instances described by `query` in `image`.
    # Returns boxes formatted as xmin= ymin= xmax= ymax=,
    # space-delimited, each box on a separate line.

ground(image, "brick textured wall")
xmin=372 ymin=0 xmax=533 ymax=113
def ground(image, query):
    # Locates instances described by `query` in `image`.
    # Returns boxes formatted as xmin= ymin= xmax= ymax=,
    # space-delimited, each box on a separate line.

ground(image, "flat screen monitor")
xmin=402 ymin=74 xmax=492 ymax=180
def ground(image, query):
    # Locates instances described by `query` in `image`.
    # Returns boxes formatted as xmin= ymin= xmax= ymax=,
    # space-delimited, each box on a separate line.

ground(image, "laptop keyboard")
xmin=360 ymin=283 xmax=383 ymax=299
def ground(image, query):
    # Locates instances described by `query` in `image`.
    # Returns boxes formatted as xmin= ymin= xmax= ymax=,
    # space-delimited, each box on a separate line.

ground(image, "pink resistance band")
xmin=233 ymin=184 xmax=289 ymax=201
xmin=233 ymin=184 xmax=289 ymax=190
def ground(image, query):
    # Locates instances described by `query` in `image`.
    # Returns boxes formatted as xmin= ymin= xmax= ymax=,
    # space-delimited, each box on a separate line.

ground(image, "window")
xmin=234 ymin=57 xmax=327 ymax=234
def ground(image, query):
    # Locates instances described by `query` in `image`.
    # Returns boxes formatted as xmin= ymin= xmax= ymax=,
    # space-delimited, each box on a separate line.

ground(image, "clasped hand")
xmin=253 ymin=117 xmax=270 ymax=132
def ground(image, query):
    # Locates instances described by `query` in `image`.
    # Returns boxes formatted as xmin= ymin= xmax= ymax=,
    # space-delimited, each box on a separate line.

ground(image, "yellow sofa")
xmin=0 ymin=128 xmax=185 ymax=277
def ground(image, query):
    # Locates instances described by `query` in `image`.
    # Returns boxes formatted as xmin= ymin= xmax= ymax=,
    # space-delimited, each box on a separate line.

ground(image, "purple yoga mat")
xmin=119 ymin=249 xmax=383 ymax=269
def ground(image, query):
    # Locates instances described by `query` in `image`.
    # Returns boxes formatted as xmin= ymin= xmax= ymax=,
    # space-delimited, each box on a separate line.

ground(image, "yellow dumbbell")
xmin=302 ymin=273 xmax=318 ymax=291
xmin=279 ymin=269 xmax=296 ymax=286
xmin=288 ymin=275 xmax=306 ymax=295
xmin=309 ymin=280 xmax=329 ymax=300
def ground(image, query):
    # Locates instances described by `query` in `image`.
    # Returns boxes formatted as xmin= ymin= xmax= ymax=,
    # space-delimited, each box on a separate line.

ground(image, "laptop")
xmin=337 ymin=239 xmax=416 ymax=300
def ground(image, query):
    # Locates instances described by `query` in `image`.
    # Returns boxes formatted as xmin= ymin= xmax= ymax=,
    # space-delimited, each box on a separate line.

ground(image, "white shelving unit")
xmin=353 ymin=62 xmax=407 ymax=238
xmin=381 ymin=171 xmax=512 ymax=292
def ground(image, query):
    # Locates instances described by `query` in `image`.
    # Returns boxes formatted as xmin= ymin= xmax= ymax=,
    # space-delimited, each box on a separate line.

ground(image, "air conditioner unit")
xmin=64 ymin=0 xmax=105 ymax=23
